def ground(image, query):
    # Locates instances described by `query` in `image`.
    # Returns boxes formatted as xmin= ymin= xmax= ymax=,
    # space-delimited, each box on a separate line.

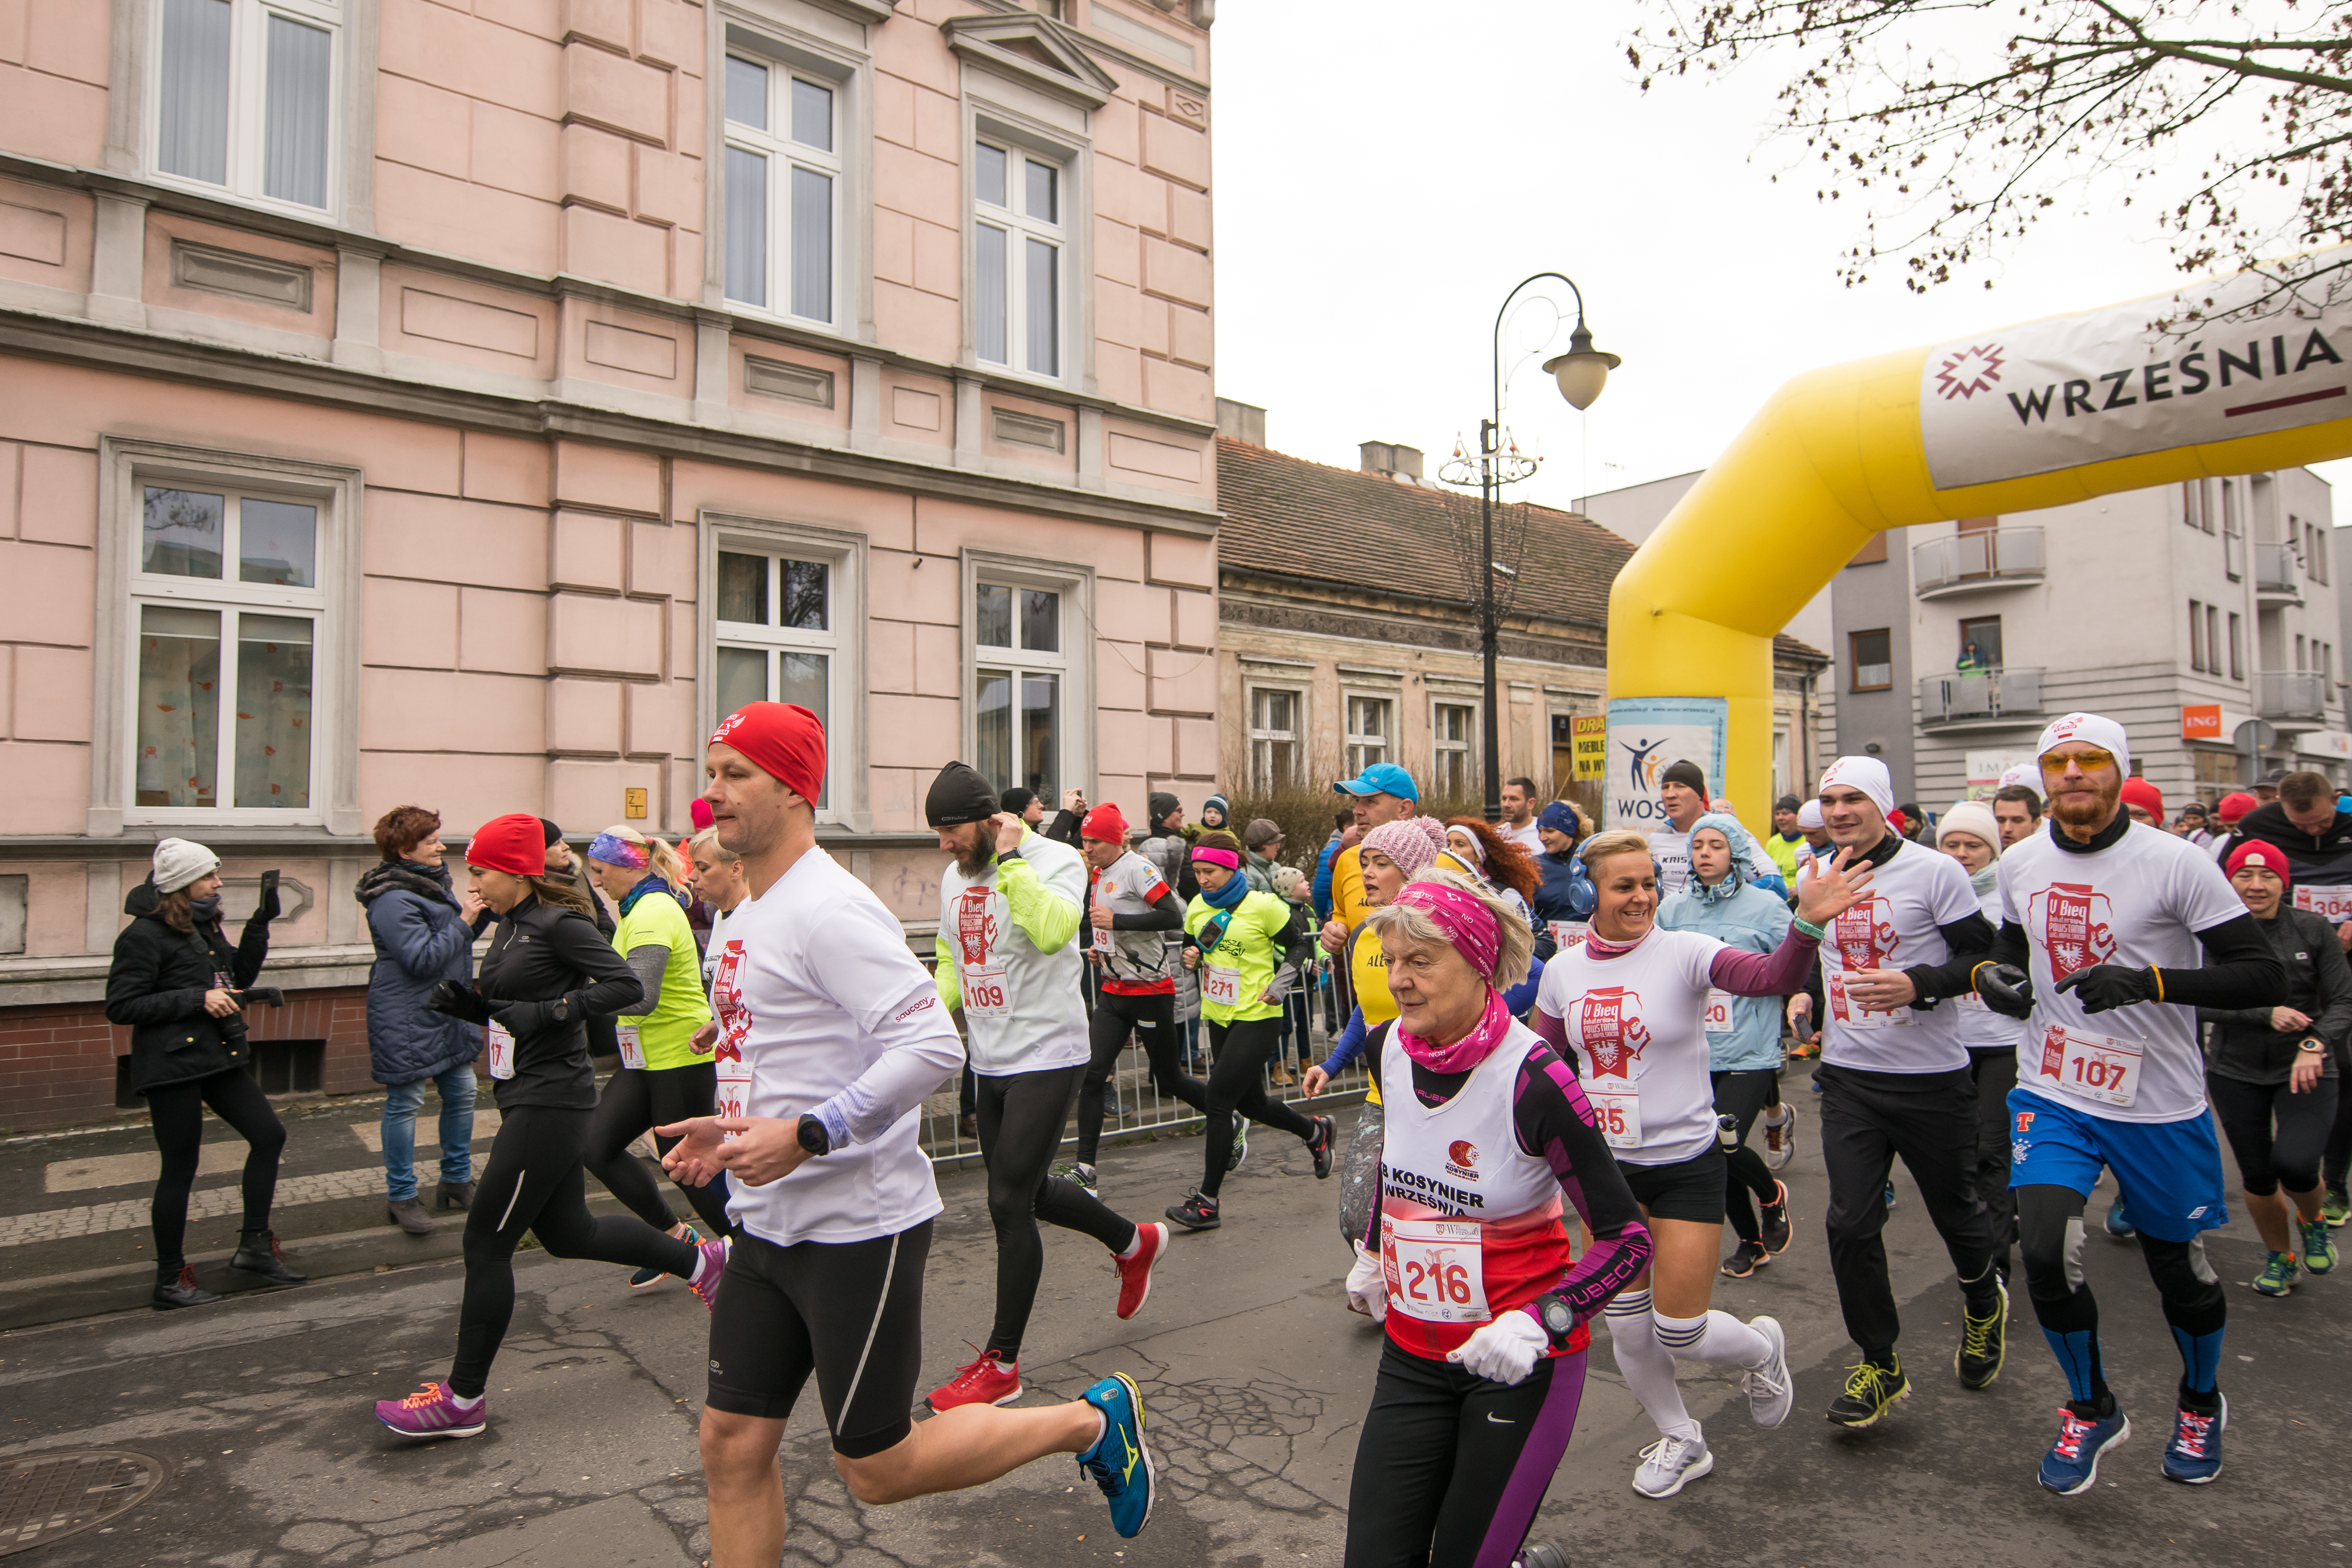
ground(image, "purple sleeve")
xmin=1513 ymin=1049 xmax=1652 ymax=1325
xmin=1707 ymin=926 xmax=1820 ymax=998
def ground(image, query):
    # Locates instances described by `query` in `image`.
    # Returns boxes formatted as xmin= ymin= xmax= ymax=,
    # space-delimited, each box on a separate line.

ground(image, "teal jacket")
xmin=1658 ymin=811 xmax=1793 ymax=1071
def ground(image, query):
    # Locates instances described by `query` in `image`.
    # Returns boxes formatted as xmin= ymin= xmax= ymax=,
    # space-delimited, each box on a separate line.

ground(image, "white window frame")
xmin=1344 ymin=690 xmax=1395 ymax=777
xmin=972 ymin=132 xmax=1068 ymax=380
xmin=962 ymin=551 xmax=1094 ymax=804
xmin=90 ymin=440 xmax=362 ymax=837
xmin=148 ymin=0 xmax=344 ymax=216
xmin=961 ymin=93 xmax=1091 ymax=390
xmin=1246 ymin=682 xmax=1307 ymax=794
xmin=1430 ymin=698 xmax=1476 ymax=800
xmin=698 ymin=514 xmax=866 ymax=830
xmin=721 ymin=48 xmax=845 ymax=327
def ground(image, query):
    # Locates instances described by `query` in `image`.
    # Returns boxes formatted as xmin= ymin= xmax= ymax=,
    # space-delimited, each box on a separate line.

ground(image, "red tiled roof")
xmin=1214 ymin=437 xmax=1827 ymax=664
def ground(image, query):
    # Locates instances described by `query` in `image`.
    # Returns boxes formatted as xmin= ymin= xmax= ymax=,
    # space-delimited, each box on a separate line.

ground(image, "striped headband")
xmin=588 ymin=831 xmax=649 ymax=871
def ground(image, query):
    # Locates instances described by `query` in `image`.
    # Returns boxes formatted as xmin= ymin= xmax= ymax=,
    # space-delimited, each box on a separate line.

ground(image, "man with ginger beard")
xmin=1973 ymin=713 xmax=2285 ymax=1494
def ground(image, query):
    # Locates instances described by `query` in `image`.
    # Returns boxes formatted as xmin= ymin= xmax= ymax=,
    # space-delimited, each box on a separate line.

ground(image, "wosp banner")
xmin=1604 ymin=697 xmax=1726 ymax=831
xmin=1920 ymin=247 xmax=2352 ymax=490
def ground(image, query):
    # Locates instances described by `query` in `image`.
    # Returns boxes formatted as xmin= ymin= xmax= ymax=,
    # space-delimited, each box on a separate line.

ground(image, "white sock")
xmin=449 ymin=1388 xmax=483 ymax=1410
xmin=1654 ymin=1309 xmax=1772 ymax=1370
xmin=1605 ymin=1290 xmax=1699 ymax=1440
xmin=1116 ymin=1226 xmax=1144 ymax=1261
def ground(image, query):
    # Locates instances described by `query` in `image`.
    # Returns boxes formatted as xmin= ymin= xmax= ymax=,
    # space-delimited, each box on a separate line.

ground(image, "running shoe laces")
xmin=2171 ymin=1407 xmax=2217 ymax=1459
xmin=400 ymin=1382 xmax=452 ymax=1410
xmin=1962 ymin=1309 xmax=2000 ymax=1360
xmin=2051 ymin=1409 xmax=2097 ymax=1461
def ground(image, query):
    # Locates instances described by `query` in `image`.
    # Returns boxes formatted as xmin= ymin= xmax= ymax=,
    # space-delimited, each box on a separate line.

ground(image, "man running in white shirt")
xmin=1787 ymin=756 xmax=2009 ymax=1428
xmin=1974 ymin=714 xmax=2284 ymax=1493
xmin=660 ymin=707 xmax=1155 ymax=1565
xmin=923 ymin=763 xmax=1170 ymax=1413
xmin=1498 ymin=777 xmax=1544 ymax=855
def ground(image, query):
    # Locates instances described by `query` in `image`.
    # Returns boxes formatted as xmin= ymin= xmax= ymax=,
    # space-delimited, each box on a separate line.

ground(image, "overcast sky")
xmin=1209 ymin=1 xmax=2350 ymax=516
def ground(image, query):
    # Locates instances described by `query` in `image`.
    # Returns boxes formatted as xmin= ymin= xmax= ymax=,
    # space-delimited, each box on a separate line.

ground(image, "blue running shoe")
xmin=2162 ymin=1397 xmax=2225 ymax=1485
xmin=1078 ymin=1373 xmax=1155 ymax=1538
xmin=2104 ymin=1201 xmax=2136 ymax=1239
xmin=2038 ymin=1406 xmax=2129 ymax=1496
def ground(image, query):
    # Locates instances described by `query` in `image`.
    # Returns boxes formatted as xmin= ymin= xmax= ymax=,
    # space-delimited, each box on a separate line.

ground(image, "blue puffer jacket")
xmin=1658 ymin=811 xmax=1792 ymax=1071
xmin=359 ymin=860 xmax=482 ymax=1085
xmin=1532 ymin=848 xmax=1596 ymax=931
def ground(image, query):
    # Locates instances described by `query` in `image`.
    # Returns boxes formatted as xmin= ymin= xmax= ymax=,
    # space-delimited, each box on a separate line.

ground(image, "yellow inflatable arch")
xmin=1604 ymin=251 xmax=2352 ymax=824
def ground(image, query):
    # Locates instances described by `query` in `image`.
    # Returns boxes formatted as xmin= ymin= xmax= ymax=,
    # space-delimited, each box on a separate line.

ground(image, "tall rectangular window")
xmin=1345 ymin=695 xmax=1392 ymax=775
xmin=2211 ymin=606 xmax=2223 ymax=674
xmin=1248 ymin=686 xmax=1302 ymax=793
xmin=974 ymin=137 xmax=1065 ymax=379
xmin=975 ymin=581 xmax=1065 ymax=800
xmin=156 ymin=0 xmax=338 ymax=210
xmin=2230 ymin=613 xmax=2244 ymax=680
xmin=1432 ymin=702 xmax=1474 ymax=799
xmin=2183 ymin=480 xmax=2206 ymax=531
xmin=714 ymin=547 xmax=836 ymax=804
xmin=1957 ymin=615 xmax=2003 ymax=669
xmin=1849 ymin=629 xmax=1892 ymax=691
xmin=2190 ymin=600 xmax=2207 ymax=672
xmin=723 ymin=55 xmax=840 ymax=325
xmin=132 ymin=484 xmax=323 ymax=813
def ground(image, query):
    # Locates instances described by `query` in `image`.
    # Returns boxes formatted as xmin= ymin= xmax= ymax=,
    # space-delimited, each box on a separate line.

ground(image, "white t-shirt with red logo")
xmin=1812 ymin=837 xmax=1984 ymax=1074
xmin=938 ymin=830 xmax=1090 ymax=1076
xmin=1535 ymin=927 xmax=1725 ymax=1165
xmin=2000 ymin=820 xmax=2247 ymax=1124
xmin=709 ymin=848 xmax=954 ymax=1248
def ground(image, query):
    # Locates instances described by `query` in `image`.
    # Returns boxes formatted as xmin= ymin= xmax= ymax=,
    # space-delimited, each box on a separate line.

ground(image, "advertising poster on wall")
xmin=1604 ymin=697 xmax=1727 ymax=830
xmin=1965 ymin=750 xmax=2033 ymax=800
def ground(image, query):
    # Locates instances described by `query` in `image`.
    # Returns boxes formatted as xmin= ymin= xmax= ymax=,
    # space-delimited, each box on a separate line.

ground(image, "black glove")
xmin=493 ymin=994 xmax=572 ymax=1035
xmin=255 ymin=869 xmax=282 ymax=922
xmin=2053 ymin=964 xmax=2159 ymax=1014
xmin=427 ymin=980 xmax=492 ymax=1025
xmin=1973 ymin=963 xmax=2034 ymax=1019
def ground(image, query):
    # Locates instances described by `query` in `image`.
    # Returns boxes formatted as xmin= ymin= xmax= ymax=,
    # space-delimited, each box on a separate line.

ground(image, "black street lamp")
xmin=1438 ymin=273 xmax=1621 ymax=821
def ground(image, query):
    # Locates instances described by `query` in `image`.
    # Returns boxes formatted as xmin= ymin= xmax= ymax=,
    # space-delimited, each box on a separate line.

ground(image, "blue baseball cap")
xmin=1332 ymin=763 xmax=1419 ymax=802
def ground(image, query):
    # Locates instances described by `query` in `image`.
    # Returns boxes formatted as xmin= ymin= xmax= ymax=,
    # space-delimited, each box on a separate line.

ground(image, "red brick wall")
xmin=0 ymin=985 xmax=376 ymax=1134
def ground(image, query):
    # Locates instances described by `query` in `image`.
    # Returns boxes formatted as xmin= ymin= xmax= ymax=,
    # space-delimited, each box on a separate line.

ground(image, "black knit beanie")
xmin=1148 ymin=791 xmax=1181 ymax=827
xmin=927 ymin=762 xmax=1001 ymax=827
xmin=1660 ymin=760 xmax=1709 ymax=796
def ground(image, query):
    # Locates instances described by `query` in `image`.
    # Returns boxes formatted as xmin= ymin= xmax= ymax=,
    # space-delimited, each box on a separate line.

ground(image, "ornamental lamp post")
xmin=1438 ymin=274 xmax=1622 ymax=821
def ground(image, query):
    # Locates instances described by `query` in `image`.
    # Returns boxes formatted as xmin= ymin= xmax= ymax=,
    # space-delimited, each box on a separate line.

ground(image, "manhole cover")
xmin=0 ymin=1450 xmax=168 ymax=1557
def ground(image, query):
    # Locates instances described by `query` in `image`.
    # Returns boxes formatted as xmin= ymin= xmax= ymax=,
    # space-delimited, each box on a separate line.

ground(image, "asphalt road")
xmin=2 ymin=1105 xmax=2348 ymax=1567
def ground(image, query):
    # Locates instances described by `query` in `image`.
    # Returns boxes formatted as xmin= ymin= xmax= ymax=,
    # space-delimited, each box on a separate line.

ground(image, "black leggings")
xmin=584 ymin=1061 xmax=735 ymax=1236
xmin=146 ymin=1066 xmax=286 ymax=1268
xmin=1711 ymin=1068 xmax=1781 ymax=1245
xmin=1969 ymin=1047 xmax=2019 ymax=1269
xmin=452 ymin=1104 xmax=699 ymax=1398
xmin=1076 ymin=989 xmax=1206 ymax=1165
xmin=1200 ymin=1017 xmax=1316 ymax=1199
xmin=2209 ymin=1070 xmax=2340 ymax=1196
xmin=1344 ymin=1340 xmax=1588 ymax=1568
xmin=976 ymin=1065 xmax=1138 ymax=1360
xmin=2326 ymin=1065 xmax=2352 ymax=1192
xmin=2016 ymin=1183 xmax=2226 ymax=1414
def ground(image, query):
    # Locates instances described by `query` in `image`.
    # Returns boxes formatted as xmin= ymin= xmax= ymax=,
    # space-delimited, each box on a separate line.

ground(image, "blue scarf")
xmin=618 ymin=872 xmax=684 ymax=918
xmin=1196 ymin=869 xmax=1250 ymax=952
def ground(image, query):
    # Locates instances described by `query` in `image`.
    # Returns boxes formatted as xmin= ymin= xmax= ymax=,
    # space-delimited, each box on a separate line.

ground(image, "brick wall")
xmin=0 ymin=985 xmax=375 ymax=1134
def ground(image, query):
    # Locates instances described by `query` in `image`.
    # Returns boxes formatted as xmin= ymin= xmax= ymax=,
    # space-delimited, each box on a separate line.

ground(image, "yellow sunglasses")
xmin=2040 ymin=748 xmax=2117 ymax=774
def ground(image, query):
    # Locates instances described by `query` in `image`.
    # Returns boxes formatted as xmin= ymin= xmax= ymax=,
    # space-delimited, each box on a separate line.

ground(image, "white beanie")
xmin=1997 ymin=763 xmax=2037 ymax=793
xmin=1796 ymin=800 xmax=1825 ymax=832
xmin=1818 ymin=755 xmax=1895 ymax=815
xmin=2036 ymin=712 xmax=2132 ymax=778
xmin=1937 ymin=800 xmax=2003 ymax=858
xmin=152 ymin=838 xmax=220 ymax=894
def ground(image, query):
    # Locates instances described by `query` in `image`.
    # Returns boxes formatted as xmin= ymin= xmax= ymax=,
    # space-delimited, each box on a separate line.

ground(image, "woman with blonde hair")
xmin=579 ymin=824 xmax=733 ymax=1285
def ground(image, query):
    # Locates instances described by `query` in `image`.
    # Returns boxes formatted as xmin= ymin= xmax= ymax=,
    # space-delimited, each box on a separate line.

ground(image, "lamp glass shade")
xmin=1545 ymin=350 xmax=1613 ymax=411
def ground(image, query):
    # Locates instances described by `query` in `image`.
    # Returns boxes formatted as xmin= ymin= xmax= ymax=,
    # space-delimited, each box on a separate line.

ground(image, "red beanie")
xmin=690 ymin=796 xmax=715 ymax=833
xmin=2119 ymin=777 xmax=2164 ymax=818
xmin=1886 ymin=808 xmax=1907 ymax=834
xmin=467 ymin=813 xmax=547 ymax=877
xmin=2226 ymin=840 xmax=2291 ymax=890
xmin=1081 ymin=802 xmax=1129 ymax=844
xmin=2216 ymin=791 xmax=2257 ymax=825
xmin=709 ymin=702 xmax=826 ymax=802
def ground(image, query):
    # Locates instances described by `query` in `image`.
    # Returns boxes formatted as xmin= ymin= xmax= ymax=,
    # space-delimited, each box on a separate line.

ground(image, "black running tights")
xmin=584 ymin=1062 xmax=735 ymax=1237
xmin=452 ymin=1104 xmax=699 ymax=1398
xmin=1200 ymin=1017 xmax=1316 ymax=1199
xmin=147 ymin=1066 xmax=285 ymax=1269
xmin=977 ymin=1064 xmax=1137 ymax=1359
xmin=2016 ymin=1182 xmax=2226 ymax=1413
xmin=1711 ymin=1068 xmax=1782 ymax=1246
xmin=1076 ymin=989 xmax=1207 ymax=1165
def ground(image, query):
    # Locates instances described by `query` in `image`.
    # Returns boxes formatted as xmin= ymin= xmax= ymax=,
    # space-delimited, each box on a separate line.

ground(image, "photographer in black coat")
xmin=104 ymin=838 xmax=305 ymax=1309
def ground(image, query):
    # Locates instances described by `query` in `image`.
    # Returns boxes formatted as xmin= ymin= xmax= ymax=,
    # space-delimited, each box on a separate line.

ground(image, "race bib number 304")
xmin=2035 ymin=1024 xmax=2142 ymax=1108
xmin=2297 ymin=885 xmax=2352 ymax=922
xmin=1381 ymin=1216 xmax=1491 ymax=1325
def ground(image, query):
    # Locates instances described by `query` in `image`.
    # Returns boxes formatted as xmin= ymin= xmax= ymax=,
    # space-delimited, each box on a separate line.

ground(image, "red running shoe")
xmin=1116 ymin=1223 xmax=1168 ymax=1320
xmin=928 ymin=1346 xmax=1021 ymax=1413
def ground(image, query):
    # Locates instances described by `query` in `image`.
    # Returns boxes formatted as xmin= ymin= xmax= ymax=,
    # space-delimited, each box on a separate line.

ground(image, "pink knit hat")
xmin=1362 ymin=816 xmax=1448 ymax=879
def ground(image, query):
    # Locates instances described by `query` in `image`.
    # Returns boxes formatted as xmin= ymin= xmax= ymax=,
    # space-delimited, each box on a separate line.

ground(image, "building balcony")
xmin=1912 ymin=527 xmax=2046 ymax=599
xmin=2257 ymin=670 xmax=2330 ymax=723
xmin=1919 ymin=666 xmax=2047 ymax=731
xmin=2255 ymin=541 xmax=2303 ymax=603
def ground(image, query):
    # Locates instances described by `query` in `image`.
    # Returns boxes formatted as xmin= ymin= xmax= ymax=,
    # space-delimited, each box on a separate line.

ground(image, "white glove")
xmin=1447 ymin=1309 xmax=1549 ymax=1386
xmin=1345 ymin=1243 xmax=1387 ymax=1322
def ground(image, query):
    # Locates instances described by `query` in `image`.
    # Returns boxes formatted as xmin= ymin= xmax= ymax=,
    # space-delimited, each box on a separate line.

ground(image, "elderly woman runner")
xmin=1339 ymin=868 xmax=1652 ymax=1568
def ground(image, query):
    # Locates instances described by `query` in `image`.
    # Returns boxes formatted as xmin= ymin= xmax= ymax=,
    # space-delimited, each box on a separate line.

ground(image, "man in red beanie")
xmin=1071 ymin=801 xmax=1205 ymax=1186
xmin=663 ymin=704 xmax=1158 ymax=1562
xmin=2119 ymin=777 xmax=2165 ymax=828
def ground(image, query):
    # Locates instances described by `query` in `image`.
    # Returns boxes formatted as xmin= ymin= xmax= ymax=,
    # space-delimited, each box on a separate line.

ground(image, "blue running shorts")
xmin=2007 ymin=1087 xmax=2229 ymax=1243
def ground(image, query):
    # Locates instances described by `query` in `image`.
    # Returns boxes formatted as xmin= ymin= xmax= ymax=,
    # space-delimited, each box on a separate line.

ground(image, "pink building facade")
xmin=0 ymin=0 xmax=1221 ymax=1129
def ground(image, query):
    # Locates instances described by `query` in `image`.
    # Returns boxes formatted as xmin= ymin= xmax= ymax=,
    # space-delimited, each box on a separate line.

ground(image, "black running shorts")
xmin=1616 ymin=1146 xmax=1728 ymax=1225
xmin=704 ymin=1221 xmax=931 ymax=1458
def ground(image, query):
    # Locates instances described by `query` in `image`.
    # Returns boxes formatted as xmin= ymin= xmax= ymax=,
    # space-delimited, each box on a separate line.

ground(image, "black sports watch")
xmin=1535 ymin=1293 xmax=1576 ymax=1351
xmin=796 ymin=1116 xmax=831 ymax=1157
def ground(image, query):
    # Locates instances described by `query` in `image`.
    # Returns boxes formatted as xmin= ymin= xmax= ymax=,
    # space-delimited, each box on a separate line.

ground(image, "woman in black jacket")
xmin=373 ymin=814 xmax=726 ymax=1442
xmin=2204 ymin=842 xmax=2352 ymax=1296
xmin=105 ymin=837 xmax=305 ymax=1309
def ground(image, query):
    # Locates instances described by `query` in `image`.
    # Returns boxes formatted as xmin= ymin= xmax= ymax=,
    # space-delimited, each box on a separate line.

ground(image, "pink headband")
xmin=1395 ymin=881 xmax=1501 ymax=979
xmin=1191 ymin=846 xmax=1242 ymax=871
